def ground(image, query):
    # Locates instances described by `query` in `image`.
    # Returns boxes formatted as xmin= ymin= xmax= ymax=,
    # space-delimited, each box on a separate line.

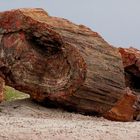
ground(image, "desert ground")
xmin=0 ymin=98 xmax=139 ymax=140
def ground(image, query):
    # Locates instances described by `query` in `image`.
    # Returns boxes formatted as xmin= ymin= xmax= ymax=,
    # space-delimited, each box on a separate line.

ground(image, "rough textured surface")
xmin=118 ymin=47 xmax=140 ymax=121
xmin=104 ymin=88 xmax=139 ymax=121
xmin=119 ymin=47 xmax=140 ymax=67
xmin=1 ymin=8 xmax=139 ymax=121
xmin=119 ymin=47 xmax=140 ymax=92
xmin=0 ymin=99 xmax=139 ymax=140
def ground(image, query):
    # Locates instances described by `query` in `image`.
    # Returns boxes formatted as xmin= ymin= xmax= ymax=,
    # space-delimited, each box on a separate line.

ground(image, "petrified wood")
xmin=0 ymin=8 xmax=138 ymax=121
xmin=119 ymin=47 xmax=140 ymax=92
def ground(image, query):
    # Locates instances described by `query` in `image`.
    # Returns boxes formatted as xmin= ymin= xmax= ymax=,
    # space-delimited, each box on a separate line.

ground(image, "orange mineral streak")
xmin=119 ymin=47 xmax=140 ymax=68
xmin=104 ymin=88 xmax=137 ymax=121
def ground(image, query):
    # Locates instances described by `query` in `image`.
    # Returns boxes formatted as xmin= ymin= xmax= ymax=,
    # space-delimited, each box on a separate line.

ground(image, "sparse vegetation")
xmin=4 ymin=86 xmax=29 ymax=101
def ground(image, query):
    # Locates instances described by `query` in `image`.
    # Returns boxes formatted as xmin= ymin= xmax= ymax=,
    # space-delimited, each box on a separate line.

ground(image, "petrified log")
xmin=118 ymin=47 xmax=140 ymax=121
xmin=0 ymin=8 xmax=138 ymax=121
xmin=119 ymin=47 xmax=140 ymax=92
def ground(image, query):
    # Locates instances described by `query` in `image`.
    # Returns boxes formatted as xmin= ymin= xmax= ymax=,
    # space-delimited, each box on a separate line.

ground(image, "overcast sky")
xmin=0 ymin=0 xmax=140 ymax=48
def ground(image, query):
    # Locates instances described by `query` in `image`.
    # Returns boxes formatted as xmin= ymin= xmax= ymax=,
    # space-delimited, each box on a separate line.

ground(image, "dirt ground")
xmin=0 ymin=99 xmax=139 ymax=140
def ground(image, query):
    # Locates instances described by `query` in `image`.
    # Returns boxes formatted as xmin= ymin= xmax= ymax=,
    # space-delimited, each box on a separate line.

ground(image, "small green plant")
xmin=0 ymin=108 xmax=2 ymax=112
xmin=4 ymin=86 xmax=29 ymax=101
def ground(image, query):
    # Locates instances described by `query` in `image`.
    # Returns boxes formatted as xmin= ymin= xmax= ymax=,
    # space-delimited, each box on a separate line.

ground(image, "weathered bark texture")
xmin=0 ymin=8 xmax=138 ymax=121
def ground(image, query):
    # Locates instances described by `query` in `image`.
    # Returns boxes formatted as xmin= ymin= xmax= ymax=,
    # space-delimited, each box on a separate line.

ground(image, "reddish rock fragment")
xmin=119 ymin=47 xmax=140 ymax=68
xmin=104 ymin=88 xmax=138 ymax=121
xmin=0 ymin=77 xmax=5 ymax=102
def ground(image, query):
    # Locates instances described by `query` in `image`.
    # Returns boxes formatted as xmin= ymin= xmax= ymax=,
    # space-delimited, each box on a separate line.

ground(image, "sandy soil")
xmin=0 ymin=99 xmax=139 ymax=140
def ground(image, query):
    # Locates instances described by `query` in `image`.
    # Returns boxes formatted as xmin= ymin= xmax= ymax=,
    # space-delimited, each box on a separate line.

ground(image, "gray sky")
xmin=0 ymin=0 xmax=140 ymax=48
